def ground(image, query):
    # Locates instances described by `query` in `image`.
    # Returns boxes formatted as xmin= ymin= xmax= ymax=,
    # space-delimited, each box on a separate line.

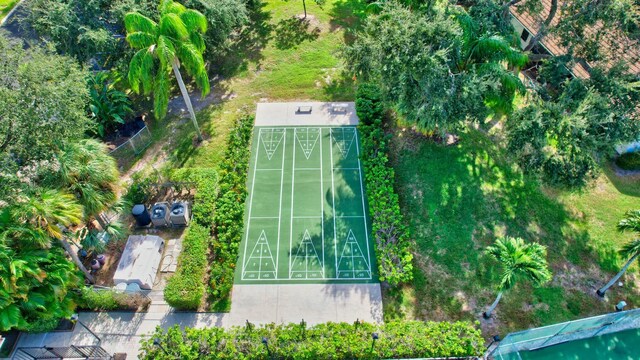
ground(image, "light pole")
xmin=70 ymin=314 xmax=100 ymax=346
xmin=262 ymin=337 xmax=272 ymax=358
xmin=153 ymin=338 xmax=170 ymax=356
xmin=371 ymin=332 xmax=379 ymax=352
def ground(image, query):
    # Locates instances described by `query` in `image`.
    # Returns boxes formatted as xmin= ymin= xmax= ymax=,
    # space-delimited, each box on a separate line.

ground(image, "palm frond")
xmin=159 ymin=13 xmax=189 ymax=41
xmin=180 ymin=9 xmax=207 ymax=34
xmin=189 ymin=31 xmax=205 ymax=53
xmin=618 ymin=210 xmax=640 ymax=233
xmin=486 ymin=236 xmax=552 ymax=291
xmin=620 ymin=239 xmax=640 ymax=259
xmin=156 ymin=36 xmax=177 ymax=70
xmin=176 ymin=42 xmax=204 ymax=77
xmin=124 ymin=12 xmax=157 ymax=35
xmin=154 ymin=71 xmax=171 ymax=120
xmin=164 ymin=0 xmax=187 ymax=15
xmin=126 ymin=32 xmax=156 ymax=49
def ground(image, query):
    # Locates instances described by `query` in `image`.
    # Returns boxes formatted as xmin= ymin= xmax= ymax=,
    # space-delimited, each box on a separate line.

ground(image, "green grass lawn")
xmin=156 ymin=0 xmax=365 ymax=172
xmin=386 ymin=125 xmax=640 ymax=336
xmin=0 ymin=0 xmax=18 ymax=20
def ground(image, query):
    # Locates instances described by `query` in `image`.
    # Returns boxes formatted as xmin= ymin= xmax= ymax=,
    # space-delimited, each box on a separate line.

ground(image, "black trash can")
xmin=132 ymin=204 xmax=151 ymax=226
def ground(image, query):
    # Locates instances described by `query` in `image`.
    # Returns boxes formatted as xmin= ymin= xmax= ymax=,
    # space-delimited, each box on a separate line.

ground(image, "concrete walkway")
xmin=13 ymin=284 xmax=382 ymax=359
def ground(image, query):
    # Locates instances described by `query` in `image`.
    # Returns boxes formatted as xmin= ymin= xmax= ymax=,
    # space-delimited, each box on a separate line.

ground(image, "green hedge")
xmin=139 ymin=321 xmax=484 ymax=359
xmin=357 ymin=83 xmax=414 ymax=286
xmin=615 ymin=151 xmax=640 ymax=171
xmin=164 ymin=224 xmax=210 ymax=309
xmin=77 ymin=287 xmax=150 ymax=311
xmin=209 ymin=115 xmax=254 ymax=304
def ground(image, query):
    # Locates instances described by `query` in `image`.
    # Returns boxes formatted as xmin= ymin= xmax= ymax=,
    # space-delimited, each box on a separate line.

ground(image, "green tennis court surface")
xmin=513 ymin=328 xmax=640 ymax=360
xmin=235 ymin=126 xmax=377 ymax=284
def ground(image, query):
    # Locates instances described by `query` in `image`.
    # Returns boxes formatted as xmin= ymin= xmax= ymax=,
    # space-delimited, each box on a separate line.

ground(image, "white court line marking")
xmin=251 ymin=216 xmax=279 ymax=219
xmin=288 ymin=126 xmax=296 ymax=277
xmin=333 ymin=168 xmax=360 ymax=171
xmin=319 ymin=127 xmax=325 ymax=278
xmin=242 ymin=128 xmax=262 ymax=279
xmin=295 ymin=128 xmax=320 ymax=160
xmin=295 ymin=168 xmax=322 ymax=171
xmin=332 ymin=128 xmax=357 ymax=158
xmin=289 ymin=229 xmax=324 ymax=278
xmin=260 ymin=128 xmax=285 ymax=161
xmin=329 ymin=129 xmax=339 ymax=275
xmin=292 ymin=216 xmax=322 ymax=219
xmin=240 ymin=277 xmax=372 ymax=281
xmin=275 ymin=128 xmax=286 ymax=278
xmin=243 ymin=230 xmax=277 ymax=279
xmin=337 ymin=215 xmax=365 ymax=218
xmin=354 ymin=128 xmax=373 ymax=278
xmin=255 ymin=168 xmax=282 ymax=171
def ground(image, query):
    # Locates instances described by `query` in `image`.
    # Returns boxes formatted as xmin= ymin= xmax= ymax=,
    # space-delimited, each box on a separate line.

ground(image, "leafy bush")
xmin=87 ymin=72 xmax=132 ymax=138
xmin=171 ymin=168 xmax=219 ymax=226
xmin=77 ymin=287 xmax=150 ymax=311
xmin=355 ymin=83 xmax=385 ymax=125
xmin=357 ymin=84 xmax=413 ymax=286
xmin=164 ymin=224 xmax=210 ymax=310
xmin=139 ymin=320 xmax=484 ymax=359
xmin=209 ymin=115 xmax=253 ymax=304
xmin=615 ymin=152 xmax=640 ymax=171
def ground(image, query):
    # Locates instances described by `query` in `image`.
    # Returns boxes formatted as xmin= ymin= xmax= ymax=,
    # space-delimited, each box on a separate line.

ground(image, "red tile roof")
xmin=510 ymin=0 xmax=640 ymax=79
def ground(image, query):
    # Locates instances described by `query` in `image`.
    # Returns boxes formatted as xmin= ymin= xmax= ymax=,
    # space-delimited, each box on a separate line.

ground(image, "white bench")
xmin=297 ymin=105 xmax=312 ymax=114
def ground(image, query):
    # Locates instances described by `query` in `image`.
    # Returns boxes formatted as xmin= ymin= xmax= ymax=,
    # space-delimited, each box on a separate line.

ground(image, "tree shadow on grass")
xmin=273 ymin=16 xmax=321 ymax=50
xmin=328 ymin=0 xmax=370 ymax=44
xmin=388 ymin=126 xmax=608 ymax=332
xmin=211 ymin=1 xmax=273 ymax=77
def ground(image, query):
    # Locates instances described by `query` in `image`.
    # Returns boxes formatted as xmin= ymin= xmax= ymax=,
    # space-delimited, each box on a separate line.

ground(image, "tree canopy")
xmin=344 ymin=3 xmax=526 ymax=133
xmin=0 ymin=35 xmax=90 ymax=196
xmin=506 ymin=63 xmax=640 ymax=186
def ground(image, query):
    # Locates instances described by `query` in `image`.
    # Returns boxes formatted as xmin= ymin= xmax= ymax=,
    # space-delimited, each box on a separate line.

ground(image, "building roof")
xmin=510 ymin=0 xmax=640 ymax=79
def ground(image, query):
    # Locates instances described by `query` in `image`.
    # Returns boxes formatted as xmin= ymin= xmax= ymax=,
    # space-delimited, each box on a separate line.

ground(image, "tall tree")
xmin=47 ymin=139 xmax=120 ymax=218
xmin=506 ymin=64 xmax=640 ymax=187
xmin=597 ymin=210 xmax=640 ymax=297
xmin=483 ymin=236 xmax=552 ymax=318
xmin=1 ymin=190 xmax=95 ymax=283
xmin=0 ymin=244 xmax=80 ymax=332
xmin=343 ymin=3 xmax=526 ymax=133
xmin=124 ymin=0 xmax=210 ymax=141
xmin=0 ymin=34 xmax=90 ymax=172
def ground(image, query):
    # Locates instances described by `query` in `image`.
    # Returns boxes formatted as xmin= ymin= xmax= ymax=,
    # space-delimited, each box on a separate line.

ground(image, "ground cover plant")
xmin=139 ymin=320 xmax=484 ymax=359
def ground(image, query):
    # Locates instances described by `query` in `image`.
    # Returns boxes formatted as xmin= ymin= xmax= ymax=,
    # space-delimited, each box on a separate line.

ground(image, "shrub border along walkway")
xmin=209 ymin=114 xmax=254 ymax=307
xmin=139 ymin=320 xmax=484 ymax=359
xmin=356 ymin=84 xmax=414 ymax=286
xmin=164 ymin=168 xmax=219 ymax=310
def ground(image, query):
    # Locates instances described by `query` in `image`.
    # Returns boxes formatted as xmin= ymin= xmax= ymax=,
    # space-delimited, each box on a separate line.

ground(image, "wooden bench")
xmin=297 ymin=106 xmax=312 ymax=114
xmin=331 ymin=104 xmax=348 ymax=113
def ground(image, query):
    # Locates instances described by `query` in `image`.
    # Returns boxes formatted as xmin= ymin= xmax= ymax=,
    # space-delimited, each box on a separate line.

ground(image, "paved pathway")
xmin=13 ymin=284 xmax=382 ymax=359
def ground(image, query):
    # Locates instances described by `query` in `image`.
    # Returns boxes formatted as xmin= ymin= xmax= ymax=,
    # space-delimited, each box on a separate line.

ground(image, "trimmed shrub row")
xmin=163 ymin=168 xmax=219 ymax=310
xmin=209 ymin=115 xmax=254 ymax=304
xmin=77 ymin=287 xmax=150 ymax=311
xmin=163 ymin=223 xmax=211 ymax=309
xmin=139 ymin=320 xmax=484 ymax=359
xmin=357 ymin=84 xmax=414 ymax=286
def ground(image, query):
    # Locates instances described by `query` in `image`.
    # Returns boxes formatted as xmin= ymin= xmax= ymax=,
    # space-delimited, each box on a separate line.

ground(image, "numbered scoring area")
xmin=236 ymin=126 xmax=377 ymax=284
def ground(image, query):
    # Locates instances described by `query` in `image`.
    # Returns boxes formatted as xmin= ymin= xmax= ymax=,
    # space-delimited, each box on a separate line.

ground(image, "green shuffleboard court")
xmin=235 ymin=126 xmax=377 ymax=284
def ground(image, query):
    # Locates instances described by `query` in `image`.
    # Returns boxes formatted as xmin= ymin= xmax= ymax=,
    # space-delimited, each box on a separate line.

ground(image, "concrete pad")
xmin=255 ymin=102 xmax=358 ymax=126
xmin=229 ymin=283 xmax=383 ymax=326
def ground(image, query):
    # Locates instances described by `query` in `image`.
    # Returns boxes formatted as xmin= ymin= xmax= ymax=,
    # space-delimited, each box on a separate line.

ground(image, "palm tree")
xmin=2 ymin=190 xmax=95 ymax=283
xmin=455 ymin=13 xmax=528 ymax=115
xmin=483 ymin=236 xmax=552 ymax=318
xmin=124 ymin=0 xmax=210 ymax=141
xmin=597 ymin=210 xmax=640 ymax=297
xmin=53 ymin=139 xmax=119 ymax=218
